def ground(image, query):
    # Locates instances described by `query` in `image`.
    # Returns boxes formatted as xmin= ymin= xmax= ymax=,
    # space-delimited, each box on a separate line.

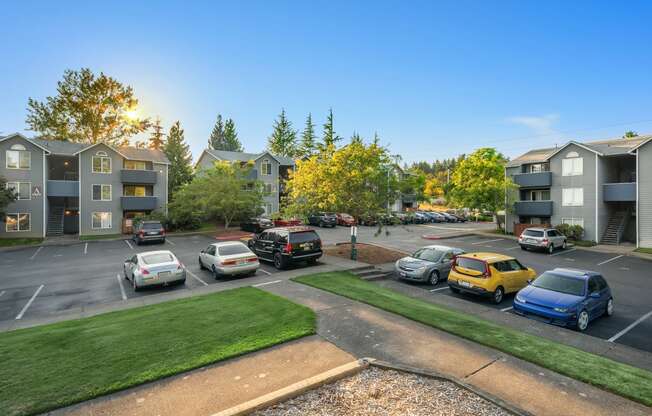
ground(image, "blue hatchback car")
xmin=513 ymin=268 xmax=614 ymax=331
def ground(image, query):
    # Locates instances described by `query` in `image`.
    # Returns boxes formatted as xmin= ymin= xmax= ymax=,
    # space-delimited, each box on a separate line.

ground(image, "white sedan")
xmin=123 ymin=250 xmax=186 ymax=291
xmin=199 ymin=241 xmax=260 ymax=279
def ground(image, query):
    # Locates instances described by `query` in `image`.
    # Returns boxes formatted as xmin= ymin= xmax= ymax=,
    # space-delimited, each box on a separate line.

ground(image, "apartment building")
xmin=0 ymin=133 xmax=169 ymax=238
xmin=505 ymin=135 xmax=652 ymax=248
xmin=195 ymin=149 xmax=295 ymax=215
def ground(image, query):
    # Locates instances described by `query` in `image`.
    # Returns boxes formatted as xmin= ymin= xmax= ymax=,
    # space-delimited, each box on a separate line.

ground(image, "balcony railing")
xmin=121 ymin=196 xmax=158 ymax=211
xmin=121 ymin=169 xmax=158 ymax=184
xmin=513 ymin=171 xmax=552 ymax=188
xmin=603 ymin=182 xmax=636 ymax=202
xmin=47 ymin=180 xmax=79 ymax=197
xmin=514 ymin=200 xmax=553 ymax=217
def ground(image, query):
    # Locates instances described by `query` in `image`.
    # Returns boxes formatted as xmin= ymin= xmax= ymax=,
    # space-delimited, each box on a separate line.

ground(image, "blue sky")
xmin=2 ymin=1 xmax=652 ymax=163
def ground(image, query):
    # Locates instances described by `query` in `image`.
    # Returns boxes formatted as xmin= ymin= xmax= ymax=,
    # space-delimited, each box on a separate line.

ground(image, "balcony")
xmin=514 ymin=200 xmax=553 ymax=217
xmin=513 ymin=171 xmax=552 ymax=188
xmin=47 ymin=180 xmax=79 ymax=197
xmin=121 ymin=196 xmax=158 ymax=211
xmin=603 ymin=182 xmax=636 ymax=202
xmin=121 ymin=169 xmax=158 ymax=184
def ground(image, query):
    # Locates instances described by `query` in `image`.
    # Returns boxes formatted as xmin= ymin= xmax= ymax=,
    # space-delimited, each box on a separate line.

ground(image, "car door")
xmin=492 ymin=261 xmax=517 ymax=292
xmin=125 ymin=255 xmax=138 ymax=279
xmin=204 ymin=245 xmax=217 ymax=267
xmin=440 ymin=251 xmax=456 ymax=278
xmin=508 ymin=259 xmax=532 ymax=290
xmin=587 ymin=276 xmax=608 ymax=318
xmin=255 ymin=231 xmax=274 ymax=260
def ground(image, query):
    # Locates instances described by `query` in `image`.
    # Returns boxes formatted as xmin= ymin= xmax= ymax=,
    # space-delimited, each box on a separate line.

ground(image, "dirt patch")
xmin=324 ymin=243 xmax=406 ymax=264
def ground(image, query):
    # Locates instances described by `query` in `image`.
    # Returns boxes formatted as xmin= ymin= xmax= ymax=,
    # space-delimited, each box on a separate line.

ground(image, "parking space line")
xmin=429 ymin=286 xmax=449 ymax=292
xmin=597 ymin=255 xmax=624 ymax=266
xmin=253 ymin=280 xmax=282 ymax=287
xmin=505 ymin=245 xmax=521 ymax=251
xmin=29 ymin=246 xmax=43 ymax=260
xmin=125 ymin=239 xmax=134 ymax=250
xmin=471 ymin=238 xmax=503 ymax=245
xmin=258 ymin=269 xmax=272 ymax=276
xmin=16 ymin=284 xmax=44 ymax=320
xmin=501 ymin=306 xmax=514 ymax=312
xmin=0 ymin=290 xmax=5 ymax=298
xmin=608 ymin=310 xmax=652 ymax=342
xmin=166 ymin=239 xmax=176 ymax=245
xmin=187 ymin=270 xmax=209 ymax=286
xmin=116 ymin=274 xmax=127 ymax=301
xmin=84 ymin=243 xmax=88 ymax=255
xmin=549 ymin=248 xmax=576 ymax=257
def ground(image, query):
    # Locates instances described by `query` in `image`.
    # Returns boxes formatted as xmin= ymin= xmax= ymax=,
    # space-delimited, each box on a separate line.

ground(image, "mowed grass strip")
xmin=0 ymin=287 xmax=315 ymax=416
xmin=293 ymin=272 xmax=652 ymax=407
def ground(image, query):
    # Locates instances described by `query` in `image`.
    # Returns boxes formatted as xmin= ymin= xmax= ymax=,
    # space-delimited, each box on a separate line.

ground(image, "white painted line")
xmin=501 ymin=306 xmax=514 ymax=312
xmin=84 ymin=243 xmax=88 ymax=255
xmin=505 ymin=245 xmax=521 ymax=251
xmin=597 ymin=255 xmax=624 ymax=266
xmin=258 ymin=269 xmax=272 ymax=276
xmin=16 ymin=284 xmax=44 ymax=320
xmin=608 ymin=310 xmax=652 ymax=343
xmin=116 ymin=274 xmax=127 ymax=301
xmin=549 ymin=248 xmax=576 ymax=257
xmin=187 ymin=270 xmax=208 ymax=286
xmin=0 ymin=290 xmax=5 ymax=298
xmin=29 ymin=246 xmax=43 ymax=260
xmin=166 ymin=238 xmax=176 ymax=245
xmin=253 ymin=280 xmax=282 ymax=287
xmin=125 ymin=239 xmax=134 ymax=250
xmin=472 ymin=238 xmax=504 ymax=245
xmin=429 ymin=286 xmax=450 ymax=292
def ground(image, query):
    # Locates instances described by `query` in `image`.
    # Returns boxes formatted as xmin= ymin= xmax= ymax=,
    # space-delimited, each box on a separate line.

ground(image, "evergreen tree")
xmin=318 ymin=108 xmax=342 ymax=152
xmin=208 ymin=114 xmax=226 ymax=150
xmin=164 ymin=121 xmax=194 ymax=201
xmin=267 ymin=109 xmax=297 ymax=157
xmin=148 ymin=117 xmax=165 ymax=150
xmin=223 ymin=118 xmax=244 ymax=151
xmin=296 ymin=113 xmax=316 ymax=158
xmin=350 ymin=131 xmax=363 ymax=144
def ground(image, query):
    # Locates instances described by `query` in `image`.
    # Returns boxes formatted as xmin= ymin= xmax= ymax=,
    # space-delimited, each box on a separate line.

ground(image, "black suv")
xmin=132 ymin=220 xmax=166 ymax=245
xmin=249 ymin=227 xmax=322 ymax=269
xmin=307 ymin=212 xmax=337 ymax=228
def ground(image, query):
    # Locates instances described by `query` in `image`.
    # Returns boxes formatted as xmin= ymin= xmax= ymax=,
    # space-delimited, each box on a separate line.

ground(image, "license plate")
xmin=302 ymin=243 xmax=313 ymax=250
xmin=148 ymin=232 xmax=158 ymax=235
xmin=400 ymin=272 xmax=407 ymax=277
xmin=158 ymin=271 xmax=171 ymax=278
xmin=459 ymin=281 xmax=472 ymax=288
xmin=237 ymin=260 xmax=247 ymax=265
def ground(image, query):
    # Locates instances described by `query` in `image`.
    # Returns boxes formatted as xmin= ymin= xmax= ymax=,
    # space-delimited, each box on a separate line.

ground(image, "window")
xmin=6 ymin=182 xmax=31 ymax=200
xmin=92 ymin=152 xmax=112 ymax=173
xmin=562 ymin=188 xmax=583 ymax=206
xmin=264 ymin=183 xmax=275 ymax=194
xmin=562 ymin=218 xmax=584 ymax=228
xmin=124 ymin=160 xmax=148 ymax=170
xmin=588 ymin=278 xmax=599 ymax=294
xmin=264 ymin=202 xmax=273 ymax=215
xmin=206 ymin=245 xmax=216 ymax=255
xmin=562 ymin=157 xmax=583 ymax=176
xmin=92 ymin=212 xmax=112 ymax=229
xmin=141 ymin=252 xmax=174 ymax=264
xmin=529 ymin=190 xmax=550 ymax=201
xmin=6 ymin=145 xmax=31 ymax=169
xmin=528 ymin=163 xmax=548 ymax=173
xmin=123 ymin=185 xmax=151 ymax=197
xmin=5 ymin=213 xmax=30 ymax=232
xmin=262 ymin=159 xmax=272 ymax=175
xmin=92 ymin=184 xmax=112 ymax=201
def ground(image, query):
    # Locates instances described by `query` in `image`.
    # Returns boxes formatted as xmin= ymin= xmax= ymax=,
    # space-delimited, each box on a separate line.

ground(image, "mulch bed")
xmin=324 ymin=243 xmax=407 ymax=265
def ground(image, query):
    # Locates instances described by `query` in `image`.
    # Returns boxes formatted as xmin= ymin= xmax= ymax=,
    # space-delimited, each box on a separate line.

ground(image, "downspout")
xmin=78 ymin=155 xmax=82 ymax=236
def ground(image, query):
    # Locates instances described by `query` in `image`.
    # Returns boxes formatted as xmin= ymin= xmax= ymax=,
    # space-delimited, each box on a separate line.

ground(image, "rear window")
xmin=456 ymin=257 xmax=486 ymax=273
xmin=218 ymin=244 xmax=250 ymax=256
xmin=142 ymin=222 xmax=162 ymax=230
xmin=523 ymin=230 xmax=544 ymax=237
xmin=290 ymin=231 xmax=320 ymax=244
xmin=141 ymin=253 xmax=174 ymax=264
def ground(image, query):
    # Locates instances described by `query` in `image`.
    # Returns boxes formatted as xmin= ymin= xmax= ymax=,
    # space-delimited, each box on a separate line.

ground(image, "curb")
xmin=213 ymin=359 xmax=369 ymax=416
xmin=421 ymin=233 xmax=473 ymax=240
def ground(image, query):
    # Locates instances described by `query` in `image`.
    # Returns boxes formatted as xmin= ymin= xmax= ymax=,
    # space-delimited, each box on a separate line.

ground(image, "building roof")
xmin=204 ymin=149 xmax=295 ymax=166
xmin=506 ymin=147 xmax=557 ymax=167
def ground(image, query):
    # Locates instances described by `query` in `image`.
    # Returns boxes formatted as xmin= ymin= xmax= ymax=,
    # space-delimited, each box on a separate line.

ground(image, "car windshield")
xmin=412 ymin=248 xmax=445 ymax=262
xmin=218 ymin=244 xmax=250 ymax=256
xmin=142 ymin=223 xmax=162 ymax=230
xmin=532 ymin=272 xmax=585 ymax=296
xmin=290 ymin=231 xmax=319 ymax=243
xmin=141 ymin=253 xmax=174 ymax=264
xmin=523 ymin=230 xmax=544 ymax=237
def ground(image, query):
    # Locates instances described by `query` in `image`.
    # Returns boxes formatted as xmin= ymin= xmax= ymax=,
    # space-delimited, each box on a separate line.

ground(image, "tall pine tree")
xmin=148 ymin=117 xmax=165 ymax=150
xmin=350 ymin=131 xmax=363 ymax=144
xmin=267 ymin=109 xmax=297 ymax=157
xmin=164 ymin=121 xmax=193 ymax=201
xmin=318 ymin=108 xmax=342 ymax=152
xmin=208 ymin=114 xmax=226 ymax=150
xmin=223 ymin=118 xmax=244 ymax=151
xmin=296 ymin=113 xmax=316 ymax=158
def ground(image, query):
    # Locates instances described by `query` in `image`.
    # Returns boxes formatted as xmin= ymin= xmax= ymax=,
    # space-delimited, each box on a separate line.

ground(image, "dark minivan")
xmin=249 ymin=226 xmax=322 ymax=269
xmin=132 ymin=220 xmax=166 ymax=245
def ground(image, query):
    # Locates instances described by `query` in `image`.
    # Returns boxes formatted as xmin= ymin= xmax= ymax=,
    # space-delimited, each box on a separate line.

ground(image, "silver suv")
xmin=519 ymin=227 xmax=567 ymax=254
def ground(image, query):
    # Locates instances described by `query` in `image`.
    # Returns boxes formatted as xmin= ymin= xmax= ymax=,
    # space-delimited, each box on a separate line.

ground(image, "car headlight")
xmin=554 ymin=307 xmax=568 ymax=313
xmin=515 ymin=294 xmax=526 ymax=303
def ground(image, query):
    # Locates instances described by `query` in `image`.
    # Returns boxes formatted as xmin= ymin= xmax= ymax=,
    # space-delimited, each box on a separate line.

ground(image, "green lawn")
xmin=635 ymin=247 xmax=652 ymax=255
xmin=293 ymin=272 xmax=652 ymax=407
xmin=79 ymin=233 xmax=124 ymax=241
xmin=0 ymin=287 xmax=315 ymax=416
xmin=0 ymin=238 xmax=43 ymax=247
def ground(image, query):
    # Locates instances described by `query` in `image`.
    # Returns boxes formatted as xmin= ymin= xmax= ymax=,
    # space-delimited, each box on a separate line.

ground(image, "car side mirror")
xmin=527 ymin=279 xmax=532 ymax=284
xmin=589 ymin=292 xmax=600 ymax=299
xmin=200 ymin=249 xmax=205 ymax=254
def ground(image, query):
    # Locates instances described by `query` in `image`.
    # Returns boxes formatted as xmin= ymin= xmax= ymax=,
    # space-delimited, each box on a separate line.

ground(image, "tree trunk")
xmin=494 ymin=211 xmax=503 ymax=230
xmin=224 ymin=217 xmax=230 ymax=229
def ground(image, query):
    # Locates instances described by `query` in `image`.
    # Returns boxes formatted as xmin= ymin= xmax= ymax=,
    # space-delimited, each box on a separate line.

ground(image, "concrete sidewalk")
xmin=263 ymin=280 xmax=651 ymax=416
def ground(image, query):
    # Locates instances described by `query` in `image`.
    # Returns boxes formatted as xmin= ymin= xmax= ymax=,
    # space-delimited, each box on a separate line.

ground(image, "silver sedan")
xmin=123 ymin=250 xmax=186 ymax=291
xmin=395 ymin=245 xmax=465 ymax=285
xmin=199 ymin=241 xmax=260 ymax=279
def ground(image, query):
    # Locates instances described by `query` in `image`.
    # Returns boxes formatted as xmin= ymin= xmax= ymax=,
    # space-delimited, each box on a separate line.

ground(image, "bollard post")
xmin=350 ymin=225 xmax=358 ymax=261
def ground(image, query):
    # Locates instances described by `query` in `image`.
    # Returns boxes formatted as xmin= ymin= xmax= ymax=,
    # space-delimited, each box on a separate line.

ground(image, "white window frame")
xmin=5 ymin=213 xmax=31 ymax=232
xmin=562 ymin=218 xmax=584 ymax=228
xmin=6 ymin=182 xmax=32 ymax=200
xmin=264 ymin=203 xmax=273 ymax=215
xmin=562 ymin=188 xmax=584 ymax=207
xmin=262 ymin=159 xmax=272 ymax=176
xmin=562 ymin=157 xmax=583 ymax=176
xmin=91 ymin=184 xmax=112 ymax=201
xmin=6 ymin=149 xmax=31 ymax=170
xmin=91 ymin=212 xmax=112 ymax=229
xmin=92 ymin=151 xmax=112 ymax=174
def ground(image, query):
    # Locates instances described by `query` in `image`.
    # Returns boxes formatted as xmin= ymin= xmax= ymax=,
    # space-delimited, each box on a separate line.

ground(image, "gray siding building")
xmin=506 ymin=135 xmax=651 ymax=248
xmin=0 ymin=133 xmax=169 ymax=238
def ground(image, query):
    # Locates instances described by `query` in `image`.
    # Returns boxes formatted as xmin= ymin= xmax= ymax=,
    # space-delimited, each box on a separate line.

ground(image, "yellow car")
xmin=448 ymin=252 xmax=536 ymax=304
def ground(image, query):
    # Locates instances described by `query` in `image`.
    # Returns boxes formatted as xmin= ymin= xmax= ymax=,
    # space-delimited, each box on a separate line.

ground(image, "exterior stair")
xmin=47 ymin=206 xmax=65 ymax=237
xmin=348 ymin=265 xmax=392 ymax=281
xmin=600 ymin=211 xmax=629 ymax=245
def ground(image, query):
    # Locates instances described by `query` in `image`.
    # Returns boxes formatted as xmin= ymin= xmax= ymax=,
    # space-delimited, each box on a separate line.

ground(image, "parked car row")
xmin=395 ymin=245 xmax=613 ymax=331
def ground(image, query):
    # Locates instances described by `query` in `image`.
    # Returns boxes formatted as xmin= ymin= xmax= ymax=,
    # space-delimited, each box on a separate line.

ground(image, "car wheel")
xmin=211 ymin=265 xmax=220 ymax=280
xmin=274 ymin=253 xmax=286 ymax=270
xmin=307 ymin=257 xmax=318 ymax=265
xmin=133 ymin=277 xmax=140 ymax=292
xmin=319 ymin=221 xmax=324 ymax=227
xmin=428 ymin=270 xmax=440 ymax=286
xmin=520 ymin=245 xmax=527 ymax=251
xmin=449 ymin=286 xmax=461 ymax=294
xmin=198 ymin=257 xmax=205 ymax=270
xmin=605 ymin=298 xmax=614 ymax=317
xmin=576 ymin=310 xmax=590 ymax=331
xmin=548 ymin=244 xmax=554 ymax=254
xmin=492 ymin=286 xmax=504 ymax=304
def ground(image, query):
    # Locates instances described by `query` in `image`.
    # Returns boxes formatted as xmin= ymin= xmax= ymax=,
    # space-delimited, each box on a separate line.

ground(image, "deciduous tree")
xmin=163 ymin=121 xmax=193 ymax=200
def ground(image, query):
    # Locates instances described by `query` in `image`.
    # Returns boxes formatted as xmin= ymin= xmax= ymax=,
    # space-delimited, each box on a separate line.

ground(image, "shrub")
xmin=555 ymin=223 xmax=584 ymax=241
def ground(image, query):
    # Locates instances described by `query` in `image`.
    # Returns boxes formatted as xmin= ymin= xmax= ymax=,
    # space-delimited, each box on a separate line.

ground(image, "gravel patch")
xmin=253 ymin=367 xmax=509 ymax=416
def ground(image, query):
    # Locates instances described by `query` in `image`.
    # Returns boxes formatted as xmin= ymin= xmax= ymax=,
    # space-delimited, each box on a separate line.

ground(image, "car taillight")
xmin=177 ymin=262 xmax=184 ymax=270
xmin=284 ymin=242 xmax=292 ymax=253
xmin=161 ymin=229 xmax=166 ymax=236
xmin=483 ymin=263 xmax=492 ymax=278
xmin=139 ymin=230 xmax=144 ymax=237
xmin=247 ymin=257 xmax=258 ymax=263
xmin=542 ymin=238 xmax=549 ymax=244
xmin=140 ymin=267 xmax=150 ymax=275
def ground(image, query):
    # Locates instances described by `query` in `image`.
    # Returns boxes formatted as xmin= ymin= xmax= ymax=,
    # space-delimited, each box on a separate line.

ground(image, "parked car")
xmin=273 ymin=218 xmax=303 ymax=227
xmin=123 ymin=250 xmax=186 ymax=291
xmin=393 ymin=212 xmax=411 ymax=224
xmin=358 ymin=213 xmax=378 ymax=226
xmin=519 ymin=227 xmax=567 ymax=254
xmin=513 ymin=268 xmax=613 ymax=331
xmin=423 ymin=211 xmax=445 ymax=223
xmin=240 ymin=217 xmax=274 ymax=233
xmin=395 ymin=245 xmax=465 ymax=285
xmin=336 ymin=213 xmax=356 ymax=226
xmin=448 ymin=252 xmax=536 ymax=304
xmin=413 ymin=212 xmax=429 ymax=224
xmin=439 ymin=212 xmax=459 ymax=222
xmin=378 ymin=212 xmax=400 ymax=225
xmin=132 ymin=220 xmax=166 ymax=245
xmin=307 ymin=212 xmax=337 ymax=228
xmin=449 ymin=213 xmax=467 ymax=222
xmin=199 ymin=241 xmax=259 ymax=279
xmin=249 ymin=226 xmax=322 ymax=269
